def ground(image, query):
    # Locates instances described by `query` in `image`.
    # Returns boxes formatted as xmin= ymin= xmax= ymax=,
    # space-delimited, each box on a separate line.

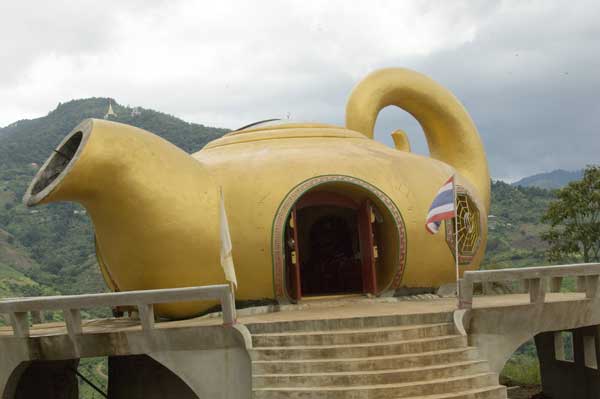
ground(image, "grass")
xmin=78 ymin=358 xmax=108 ymax=399
xmin=501 ymin=353 xmax=541 ymax=386
xmin=0 ymin=262 xmax=39 ymax=296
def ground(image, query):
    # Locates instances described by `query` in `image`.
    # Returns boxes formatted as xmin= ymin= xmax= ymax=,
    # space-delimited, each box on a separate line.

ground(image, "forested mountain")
xmin=0 ymin=98 xmax=227 ymax=167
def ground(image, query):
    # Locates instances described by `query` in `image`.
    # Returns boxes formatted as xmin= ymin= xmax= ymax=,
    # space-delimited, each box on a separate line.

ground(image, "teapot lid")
xmin=204 ymin=122 xmax=366 ymax=149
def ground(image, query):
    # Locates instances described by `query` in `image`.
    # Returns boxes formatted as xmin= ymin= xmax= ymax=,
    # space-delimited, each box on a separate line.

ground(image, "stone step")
xmin=403 ymin=386 xmax=507 ymax=399
xmin=253 ymin=360 xmax=489 ymax=388
xmin=246 ymin=312 xmax=454 ymax=334
xmin=250 ymin=335 xmax=466 ymax=361
xmin=252 ymin=323 xmax=455 ymax=347
xmin=252 ymin=372 xmax=499 ymax=399
xmin=252 ymin=347 xmax=481 ymax=374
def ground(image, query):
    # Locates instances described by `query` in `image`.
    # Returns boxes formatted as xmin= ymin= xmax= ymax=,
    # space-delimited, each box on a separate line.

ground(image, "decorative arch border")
xmin=271 ymin=175 xmax=407 ymax=303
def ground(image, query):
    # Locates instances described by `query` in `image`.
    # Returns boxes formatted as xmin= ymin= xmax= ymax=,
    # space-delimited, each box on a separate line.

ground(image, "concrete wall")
xmin=109 ymin=355 xmax=198 ymax=399
xmin=455 ymin=298 xmax=600 ymax=398
xmin=463 ymin=298 xmax=600 ymax=374
xmin=3 ymin=349 xmax=251 ymax=399
xmin=536 ymin=326 xmax=600 ymax=399
xmin=151 ymin=348 xmax=252 ymax=399
xmin=1 ymin=324 xmax=253 ymax=399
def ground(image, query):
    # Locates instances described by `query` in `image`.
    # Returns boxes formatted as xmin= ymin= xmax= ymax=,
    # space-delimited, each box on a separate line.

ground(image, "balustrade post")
xmin=585 ymin=275 xmax=600 ymax=298
xmin=528 ymin=278 xmax=546 ymax=304
xmin=9 ymin=312 xmax=30 ymax=338
xmin=137 ymin=303 xmax=155 ymax=331
xmin=63 ymin=309 xmax=82 ymax=336
xmin=220 ymin=287 xmax=236 ymax=326
xmin=459 ymin=279 xmax=473 ymax=309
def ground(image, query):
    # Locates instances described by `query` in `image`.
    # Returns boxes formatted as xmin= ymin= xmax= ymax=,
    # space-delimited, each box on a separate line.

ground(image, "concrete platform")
xmin=2 ymin=292 xmax=598 ymax=399
xmin=0 ymin=292 xmax=586 ymax=338
xmin=0 ymin=292 xmax=581 ymax=337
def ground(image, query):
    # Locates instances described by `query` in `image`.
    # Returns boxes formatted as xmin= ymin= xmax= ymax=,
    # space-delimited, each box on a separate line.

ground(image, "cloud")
xmin=0 ymin=0 xmax=598 ymax=179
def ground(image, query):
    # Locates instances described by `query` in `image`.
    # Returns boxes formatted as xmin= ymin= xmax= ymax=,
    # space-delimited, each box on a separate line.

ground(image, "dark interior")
xmin=299 ymin=208 xmax=363 ymax=295
xmin=30 ymin=131 xmax=83 ymax=196
xmin=284 ymin=189 xmax=385 ymax=301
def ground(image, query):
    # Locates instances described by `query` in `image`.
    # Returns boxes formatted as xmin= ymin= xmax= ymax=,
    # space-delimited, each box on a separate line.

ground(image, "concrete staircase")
xmin=247 ymin=312 xmax=507 ymax=399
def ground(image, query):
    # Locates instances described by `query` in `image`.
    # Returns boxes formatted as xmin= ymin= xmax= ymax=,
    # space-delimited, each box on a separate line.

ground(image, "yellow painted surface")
xmin=391 ymin=129 xmax=411 ymax=152
xmin=24 ymin=68 xmax=490 ymax=319
xmin=25 ymin=120 xmax=221 ymax=318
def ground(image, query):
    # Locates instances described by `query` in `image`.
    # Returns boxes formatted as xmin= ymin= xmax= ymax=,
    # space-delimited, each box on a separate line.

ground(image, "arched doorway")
xmin=285 ymin=191 xmax=377 ymax=299
xmin=276 ymin=176 xmax=406 ymax=302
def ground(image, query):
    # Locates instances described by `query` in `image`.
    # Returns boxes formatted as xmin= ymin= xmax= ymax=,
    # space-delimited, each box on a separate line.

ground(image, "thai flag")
xmin=425 ymin=175 xmax=456 ymax=234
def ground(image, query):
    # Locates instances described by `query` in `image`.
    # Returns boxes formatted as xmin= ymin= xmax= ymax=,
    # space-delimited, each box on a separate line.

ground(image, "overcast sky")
xmin=1 ymin=1 xmax=598 ymax=180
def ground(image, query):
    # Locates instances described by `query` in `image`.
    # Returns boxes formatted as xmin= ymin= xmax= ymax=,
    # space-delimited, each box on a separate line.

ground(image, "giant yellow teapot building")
xmin=24 ymin=68 xmax=490 ymax=319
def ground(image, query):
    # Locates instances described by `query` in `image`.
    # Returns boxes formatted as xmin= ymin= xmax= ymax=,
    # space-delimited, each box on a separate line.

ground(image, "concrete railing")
xmin=0 ymin=284 xmax=236 ymax=338
xmin=459 ymin=263 xmax=600 ymax=309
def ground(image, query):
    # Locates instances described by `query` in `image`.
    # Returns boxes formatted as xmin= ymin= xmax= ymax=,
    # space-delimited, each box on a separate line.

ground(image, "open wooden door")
xmin=358 ymin=200 xmax=378 ymax=294
xmin=285 ymin=206 xmax=302 ymax=301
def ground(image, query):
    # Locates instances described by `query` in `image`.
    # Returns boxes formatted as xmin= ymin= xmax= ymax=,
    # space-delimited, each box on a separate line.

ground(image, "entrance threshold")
xmin=299 ymin=294 xmax=365 ymax=302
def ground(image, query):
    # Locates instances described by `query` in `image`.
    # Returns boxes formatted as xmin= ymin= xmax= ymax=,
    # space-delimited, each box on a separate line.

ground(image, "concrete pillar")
xmin=0 ymin=362 xmax=25 ymax=399
xmin=528 ymin=278 xmax=546 ymax=304
xmin=535 ymin=326 xmax=600 ymax=398
xmin=0 ymin=340 xmax=29 ymax=399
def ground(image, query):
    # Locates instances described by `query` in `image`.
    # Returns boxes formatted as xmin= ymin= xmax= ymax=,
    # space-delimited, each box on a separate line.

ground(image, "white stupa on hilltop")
xmin=104 ymin=102 xmax=117 ymax=119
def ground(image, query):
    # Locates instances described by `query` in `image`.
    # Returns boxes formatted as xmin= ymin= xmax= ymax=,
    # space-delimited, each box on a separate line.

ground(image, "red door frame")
xmin=358 ymin=200 xmax=378 ymax=294
xmin=295 ymin=191 xmax=359 ymax=210
xmin=286 ymin=191 xmax=378 ymax=300
xmin=286 ymin=207 xmax=302 ymax=301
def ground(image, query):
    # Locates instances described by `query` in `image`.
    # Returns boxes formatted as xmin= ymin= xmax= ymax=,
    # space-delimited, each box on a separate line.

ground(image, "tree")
xmin=541 ymin=165 xmax=600 ymax=263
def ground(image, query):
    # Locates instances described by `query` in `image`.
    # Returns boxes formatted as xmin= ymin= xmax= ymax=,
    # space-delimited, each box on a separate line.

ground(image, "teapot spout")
xmin=23 ymin=119 xmax=221 ymax=318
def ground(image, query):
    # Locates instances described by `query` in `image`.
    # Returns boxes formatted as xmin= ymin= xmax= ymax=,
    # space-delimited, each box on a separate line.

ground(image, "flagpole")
xmin=219 ymin=186 xmax=238 ymax=323
xmin=228 ymin=280 xmax=237 ymax=323
xmin=453 ymin=176 xmax=460 ymax=300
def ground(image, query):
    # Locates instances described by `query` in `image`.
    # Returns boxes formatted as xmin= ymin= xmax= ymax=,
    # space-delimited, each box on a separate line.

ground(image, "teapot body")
xmin=194 ymin=123 xmax=487 ymax=303
xmin=24 ymin=68 xmax=490 ymax=318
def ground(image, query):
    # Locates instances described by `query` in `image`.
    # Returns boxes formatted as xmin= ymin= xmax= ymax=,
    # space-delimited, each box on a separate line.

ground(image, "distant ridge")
xmin=0 ymin=97 xmax=229 ymax=168
xmin=512 ymin=169 xmax=583 ymax=189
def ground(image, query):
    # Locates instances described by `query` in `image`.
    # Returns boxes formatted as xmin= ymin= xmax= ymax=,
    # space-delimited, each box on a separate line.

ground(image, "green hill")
xmin=0 ymin=98 xmax=227 ymax=168
xmin=512 ymin=169 xmax=583 ymax=189
xmin=0 ymin=98 xmax=228 ymax=299
xmin=483 ymin=181 xmax=555 ymax=269
xmin=0 ymin=228 xmax=54 ymax=298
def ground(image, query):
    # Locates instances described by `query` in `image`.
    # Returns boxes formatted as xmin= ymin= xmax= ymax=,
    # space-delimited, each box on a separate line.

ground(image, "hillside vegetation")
xmin=483 ymin=181 xmax=556 ymax=270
